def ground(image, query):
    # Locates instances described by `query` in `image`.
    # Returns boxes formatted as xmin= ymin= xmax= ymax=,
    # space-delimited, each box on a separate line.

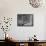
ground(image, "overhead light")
xmin=29 ymin=0 xmax=45 ymax=8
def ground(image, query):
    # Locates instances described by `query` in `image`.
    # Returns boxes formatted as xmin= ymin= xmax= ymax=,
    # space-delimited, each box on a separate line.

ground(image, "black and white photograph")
xmin=17 ymin=14 xmax=33 ymax=26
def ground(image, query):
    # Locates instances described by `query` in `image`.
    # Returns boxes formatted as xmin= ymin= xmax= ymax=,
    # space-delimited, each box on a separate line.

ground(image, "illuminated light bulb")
xmin=6 ymin=34 xmax=8 ymax=38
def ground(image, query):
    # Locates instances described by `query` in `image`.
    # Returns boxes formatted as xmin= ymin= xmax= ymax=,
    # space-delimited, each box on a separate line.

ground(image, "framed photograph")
xmin=17 ymin=14 xmax=33 ymax=26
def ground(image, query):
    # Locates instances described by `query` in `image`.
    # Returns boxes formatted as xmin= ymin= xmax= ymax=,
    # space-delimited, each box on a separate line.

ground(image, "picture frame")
xmin=17 ymin=14 xmax=33 ymax=26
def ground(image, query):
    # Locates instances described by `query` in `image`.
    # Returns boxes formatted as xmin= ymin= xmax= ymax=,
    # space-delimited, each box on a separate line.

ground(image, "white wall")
xmin=0 ymin=0 xmax=46 ymax=40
